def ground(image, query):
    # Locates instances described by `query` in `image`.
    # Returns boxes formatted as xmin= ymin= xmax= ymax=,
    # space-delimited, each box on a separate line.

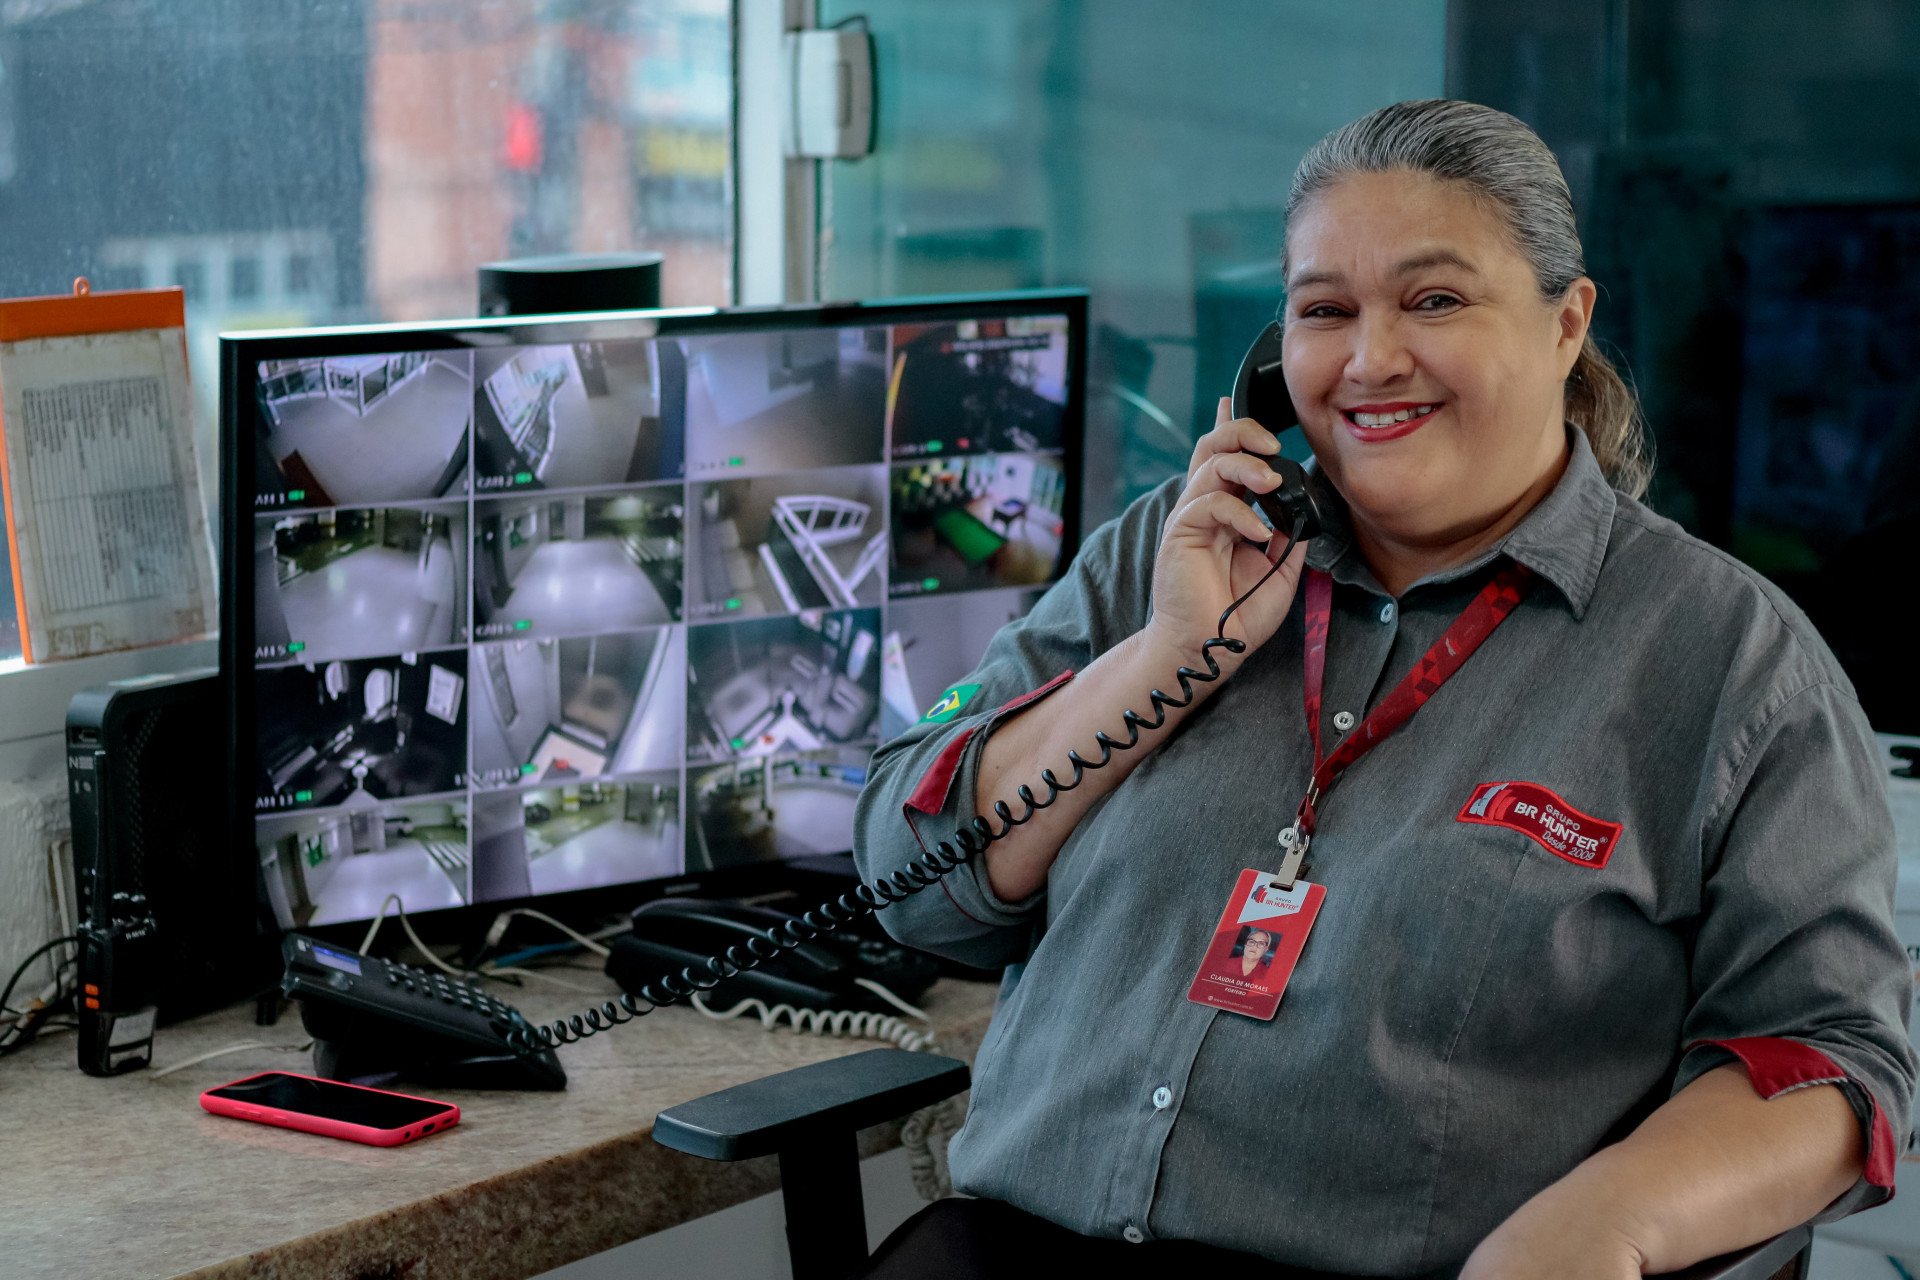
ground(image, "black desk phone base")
xmin=281 ymin=934 xmax=566 ymax=1091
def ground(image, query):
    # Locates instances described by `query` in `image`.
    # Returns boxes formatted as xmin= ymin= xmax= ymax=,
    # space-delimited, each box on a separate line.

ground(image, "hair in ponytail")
xmin=1284 ymin=99 xmax=1653 ymax=499
xmin=1565 ymin=333 xmax=1651 ymax=498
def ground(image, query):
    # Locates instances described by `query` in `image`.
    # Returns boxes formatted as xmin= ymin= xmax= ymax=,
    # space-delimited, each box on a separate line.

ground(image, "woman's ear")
xmin=1556 ymin=278 xmax=1598 ymax=373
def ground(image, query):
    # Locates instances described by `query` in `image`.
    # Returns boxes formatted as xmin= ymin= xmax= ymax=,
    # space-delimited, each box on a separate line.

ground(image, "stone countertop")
xmin=4 ymin=969 xmax=998 ymax=1280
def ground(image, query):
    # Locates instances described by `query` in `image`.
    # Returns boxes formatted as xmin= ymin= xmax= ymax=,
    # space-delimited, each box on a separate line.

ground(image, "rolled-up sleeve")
xmin=851 ymin=477 xmax=1174 ymax=969
xmin=1673 ymin=679 xmax=1917 ymax=1219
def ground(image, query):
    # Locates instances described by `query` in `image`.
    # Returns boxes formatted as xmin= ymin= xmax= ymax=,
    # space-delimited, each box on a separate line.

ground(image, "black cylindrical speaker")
xmin=477 ymin=251 xmax=664 ymax=317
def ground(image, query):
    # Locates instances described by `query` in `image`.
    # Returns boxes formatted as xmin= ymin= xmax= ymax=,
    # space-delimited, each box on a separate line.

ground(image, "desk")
xmin=5 ymin=971 xmax=997 ymax=1279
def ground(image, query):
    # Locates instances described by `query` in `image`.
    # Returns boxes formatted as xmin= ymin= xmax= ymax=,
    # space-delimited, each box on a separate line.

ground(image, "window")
xmin=0 ymin=0 xmax=732 ymax=468
xmin=815 ymin=1 xmax=1447 ymax=526
xmin=1450 ymin=0 xmax=1920 ymax=731
xmin=229 ymin=256 xmax=261 ymax=304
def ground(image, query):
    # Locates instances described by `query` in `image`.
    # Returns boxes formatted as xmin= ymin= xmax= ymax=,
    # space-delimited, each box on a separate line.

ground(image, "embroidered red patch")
xmin=1457 ymin=780 xmax=1622 ymax=869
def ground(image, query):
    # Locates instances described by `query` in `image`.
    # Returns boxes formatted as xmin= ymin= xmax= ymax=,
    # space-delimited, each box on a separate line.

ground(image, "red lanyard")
xmin=1275 ymin=561 xmax=1536 ymax=887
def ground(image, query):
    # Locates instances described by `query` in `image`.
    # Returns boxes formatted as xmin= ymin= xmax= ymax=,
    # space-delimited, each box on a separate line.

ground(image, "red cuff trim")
xmin=992 ymin=669 xmax=1075 ymax=718
xmin=905 ymin=727 xmax=978 ymax=817
xmin=901 ymin=670 xmax=1075 ymax=817
xmin=1695 ymin=1036 xmax=1897 ymax=1189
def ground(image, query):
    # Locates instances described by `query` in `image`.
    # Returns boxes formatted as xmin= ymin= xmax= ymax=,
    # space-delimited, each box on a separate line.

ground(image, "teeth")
xmin=1351 ymin=404 xmax=1437 ymax=427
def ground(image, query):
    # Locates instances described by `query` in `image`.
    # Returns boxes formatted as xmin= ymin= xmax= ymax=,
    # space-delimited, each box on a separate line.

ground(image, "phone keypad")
xmin=281 ymin=934 xmax=566 ymax=1090
xmin=303 ymin=949 xmax=518 ymax=1042
xmin=375 ymin=960 xmax=519 ymax=1021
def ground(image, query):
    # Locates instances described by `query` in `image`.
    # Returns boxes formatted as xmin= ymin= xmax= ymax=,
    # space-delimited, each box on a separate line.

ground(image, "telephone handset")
xmin=1230 ymin=317 xmax=1325 ymax=546
xmin=505 ymin=321 xmax=1323 ymax=1058
xmin=609 ymin=899 xmax=938 ymax=1013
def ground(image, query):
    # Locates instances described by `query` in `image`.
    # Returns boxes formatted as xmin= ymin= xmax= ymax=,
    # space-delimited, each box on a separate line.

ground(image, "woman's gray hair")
xmin=1284 ymin=99 xmax=1652 ymax=499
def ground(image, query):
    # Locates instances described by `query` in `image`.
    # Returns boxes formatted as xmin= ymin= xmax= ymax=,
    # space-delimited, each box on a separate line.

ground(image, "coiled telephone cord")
xmin=687 ymin=983 xmax=960 ymax=1199
xmin=509 ymin=533 xmax=1300 ymax=1058
xmin=688 ymin=978 xmax=941 ymax=1055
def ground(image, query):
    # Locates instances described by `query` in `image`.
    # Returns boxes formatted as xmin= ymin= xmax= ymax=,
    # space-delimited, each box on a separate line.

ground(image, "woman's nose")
xmin=1343 ymin=312 xmax=1415 ymax=387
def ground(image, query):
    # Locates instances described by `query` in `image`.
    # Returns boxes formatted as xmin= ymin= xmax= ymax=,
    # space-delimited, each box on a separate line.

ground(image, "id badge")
xmin=1185 ymin=867 xmax=1326 ymax=1021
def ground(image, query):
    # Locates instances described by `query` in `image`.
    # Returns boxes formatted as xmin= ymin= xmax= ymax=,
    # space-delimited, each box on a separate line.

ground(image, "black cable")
xmin=0 ymin=935 xmax=80 ymax=1055
xmin=0 ymin=935 xmax=78 ymax=1020
xmin=510 ymin=525 xmax=1304 ymax=1055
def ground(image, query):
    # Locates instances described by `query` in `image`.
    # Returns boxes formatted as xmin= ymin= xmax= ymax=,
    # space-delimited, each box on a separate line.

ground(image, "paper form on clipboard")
xmin=0 ymin=281 xmax=215 ymax=663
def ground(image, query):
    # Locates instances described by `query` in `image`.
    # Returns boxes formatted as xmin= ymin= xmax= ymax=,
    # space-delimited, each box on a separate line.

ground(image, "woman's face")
xmin=1243 ymin=930 xmax=1272 ymax=965
xmin=1281 ymin=169 xmax=1594 ymax=549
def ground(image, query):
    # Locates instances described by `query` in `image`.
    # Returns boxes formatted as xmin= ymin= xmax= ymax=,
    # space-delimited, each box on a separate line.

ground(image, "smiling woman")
xmin=852 ymin=99 xmax=1915 ymax=1280
xmin=1278 ymin=101 xmax=1642 ymax=595
xmin=1284 ymin=100 xmax=1650 ymax=490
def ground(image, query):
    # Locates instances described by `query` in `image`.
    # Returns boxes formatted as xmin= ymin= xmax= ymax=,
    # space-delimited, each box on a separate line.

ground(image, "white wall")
xmin=0 ymin=640 xmax=217 ymax=970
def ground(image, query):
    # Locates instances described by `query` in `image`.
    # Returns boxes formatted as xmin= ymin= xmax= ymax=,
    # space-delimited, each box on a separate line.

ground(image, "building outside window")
xmin=0 ymin=0 xmax=732 ymax=472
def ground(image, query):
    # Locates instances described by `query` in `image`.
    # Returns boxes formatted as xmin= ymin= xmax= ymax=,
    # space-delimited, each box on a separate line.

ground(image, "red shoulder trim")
xmin=1694 ymin=1036 xmax=1896 ymax=1190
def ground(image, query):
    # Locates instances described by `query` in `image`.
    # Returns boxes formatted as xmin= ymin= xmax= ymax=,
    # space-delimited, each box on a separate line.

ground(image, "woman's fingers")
xmin=1174 ymin=450 xmax=1286 ymax=527
xmin=1167 ymin=488 xmax=1274 ymax=548
xmin=1187 ymin=398 xmax=1281 ymax=482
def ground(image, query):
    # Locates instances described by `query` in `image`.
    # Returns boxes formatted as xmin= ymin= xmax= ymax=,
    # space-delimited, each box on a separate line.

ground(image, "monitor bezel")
xmin=221 ymin=289 xmax=1089 ymax=952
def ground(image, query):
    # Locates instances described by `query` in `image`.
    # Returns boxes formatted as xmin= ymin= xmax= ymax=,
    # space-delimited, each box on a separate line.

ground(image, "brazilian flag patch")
xmin=920 ymin=683 xmax=982 ymax=724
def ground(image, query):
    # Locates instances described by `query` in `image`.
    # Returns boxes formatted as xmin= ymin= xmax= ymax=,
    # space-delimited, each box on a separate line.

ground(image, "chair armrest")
xmin=653 ymin=1048 xmax=970 ymax=1162
xmin=1663 ymin=1225 xmax=1811 ymax=1280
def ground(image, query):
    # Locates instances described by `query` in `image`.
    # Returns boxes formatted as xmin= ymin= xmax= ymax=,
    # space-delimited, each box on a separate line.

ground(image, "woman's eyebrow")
xmin=1391 ymin=249 xmax=1481 ymax=278
xmin=1287 ymin=249 xmax=1482 ymax=293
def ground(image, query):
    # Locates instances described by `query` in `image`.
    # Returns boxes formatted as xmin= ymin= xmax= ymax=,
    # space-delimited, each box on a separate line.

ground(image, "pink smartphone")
xmin=200 ymin=1070 xmax=460 ymax=1147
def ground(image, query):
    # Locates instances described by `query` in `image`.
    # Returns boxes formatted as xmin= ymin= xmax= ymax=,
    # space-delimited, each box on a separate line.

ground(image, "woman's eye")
xmin=1413 ymin=293 xmax=1462 ymax=312
xmin=1300 ymin=303 xmax=1347 ymax=320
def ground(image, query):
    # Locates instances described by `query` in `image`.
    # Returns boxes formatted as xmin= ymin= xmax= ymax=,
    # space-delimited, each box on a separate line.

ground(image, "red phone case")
xmin=199 ymin=1071 xmax=460 ymax=1147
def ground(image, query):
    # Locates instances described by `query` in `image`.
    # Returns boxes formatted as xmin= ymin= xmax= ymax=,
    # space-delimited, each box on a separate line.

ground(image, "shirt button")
xmin=1151 ymin=1085 xmax=1172 ymax=1110
xmin=1332 ymin=710 xmax=1356 ymax=733
xmin=1380 ymin=601 xmax=1395 ymax=623
xmin=1122 ymin=1225 xmax=1146 ymax=1244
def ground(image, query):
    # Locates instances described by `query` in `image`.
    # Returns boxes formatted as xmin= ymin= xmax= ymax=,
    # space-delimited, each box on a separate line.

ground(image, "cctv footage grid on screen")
xmin=235 ymin=300 xmax=1081 ymax=932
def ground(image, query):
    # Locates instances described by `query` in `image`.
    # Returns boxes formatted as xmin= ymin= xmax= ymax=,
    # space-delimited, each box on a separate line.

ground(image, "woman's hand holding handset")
xmin=973 ymin=397 xmax=1308 ymax=902
xmin=1142 ymin=396 xmax=1310 ymax=670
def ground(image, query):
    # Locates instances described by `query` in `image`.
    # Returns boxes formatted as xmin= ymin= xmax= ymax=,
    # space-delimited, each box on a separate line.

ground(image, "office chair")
xmin=653 ymin=1049 xmax=1812 ymax=1280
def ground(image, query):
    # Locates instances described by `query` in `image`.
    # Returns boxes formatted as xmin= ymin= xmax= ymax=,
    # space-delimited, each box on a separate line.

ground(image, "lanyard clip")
xmin=1275 ymin=825 xmax=1310 ymax=891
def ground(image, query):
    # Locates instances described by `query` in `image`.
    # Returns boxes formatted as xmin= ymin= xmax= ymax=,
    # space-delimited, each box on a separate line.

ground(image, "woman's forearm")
xmin=975 ymin=627 xmax=1242 ymax=901
xmin=1477 ymin=1062 xmax=1863 ymax=1276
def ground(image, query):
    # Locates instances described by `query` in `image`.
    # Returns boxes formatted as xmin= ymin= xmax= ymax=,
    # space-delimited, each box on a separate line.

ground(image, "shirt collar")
xmin=1300 ymin=426 xmax=1617 ymax=619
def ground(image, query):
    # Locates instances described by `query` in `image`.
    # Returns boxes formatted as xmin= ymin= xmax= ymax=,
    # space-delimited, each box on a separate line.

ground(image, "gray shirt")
xmin=853 ymin=430 xmax=1918 ymax=1275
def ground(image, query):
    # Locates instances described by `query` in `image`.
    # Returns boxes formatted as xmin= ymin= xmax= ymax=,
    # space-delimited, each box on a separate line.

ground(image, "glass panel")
xmin=1452 ymin=0 xmax=1920 ymax=731
xmin=0 ymin=515 xmax=21 ymax=668
xmin=817 ymin=0 xmax=1447 ymax=527
xmin=0 ymin=0 xmax=731 ymax=475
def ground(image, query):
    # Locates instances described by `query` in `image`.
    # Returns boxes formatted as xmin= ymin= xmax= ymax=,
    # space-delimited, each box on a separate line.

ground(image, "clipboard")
xmin=0 ymin=278 xmax=216 ymax=663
